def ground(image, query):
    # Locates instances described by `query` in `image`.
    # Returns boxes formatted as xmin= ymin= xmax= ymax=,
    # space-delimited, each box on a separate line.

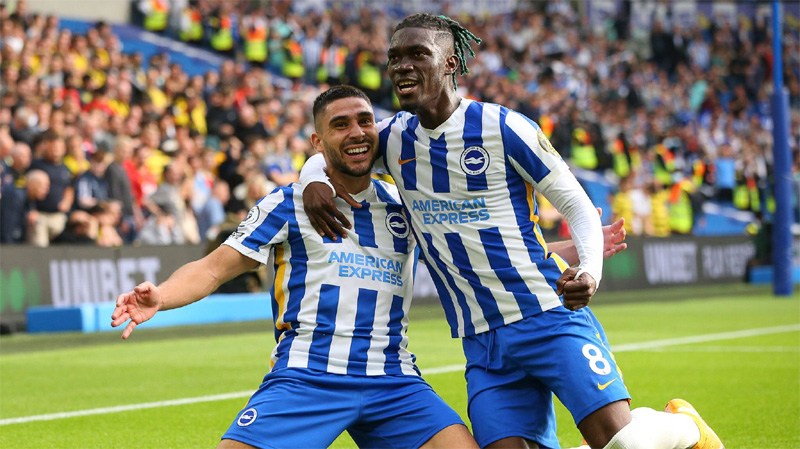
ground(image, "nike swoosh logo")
xmin=597 ymin=378 xmax=617 ymax=390
xmin=398 ymin=157 xmax=417 ymax=165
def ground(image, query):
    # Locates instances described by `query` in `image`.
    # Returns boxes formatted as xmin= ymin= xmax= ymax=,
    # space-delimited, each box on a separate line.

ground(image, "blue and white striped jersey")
xmin=377 ymin=99 xmax=572 ymax=338
xmin=224 ymin=180 xmax=419 ymax=376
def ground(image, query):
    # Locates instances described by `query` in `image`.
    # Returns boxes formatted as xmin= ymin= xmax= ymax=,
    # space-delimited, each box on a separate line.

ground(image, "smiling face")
xmin=311 ymin=96 xmax=378 ymax=193
xmin=388 ymin=27 xmax=457 ymax=116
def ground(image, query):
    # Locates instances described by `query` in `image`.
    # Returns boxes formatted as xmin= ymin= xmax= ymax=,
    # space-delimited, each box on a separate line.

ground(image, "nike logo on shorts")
xmin=597 ymin=378 xmax=617 ymax=390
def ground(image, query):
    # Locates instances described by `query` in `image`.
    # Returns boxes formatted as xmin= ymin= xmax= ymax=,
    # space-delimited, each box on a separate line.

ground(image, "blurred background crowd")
xmin=1 ymin=0 xmax=799 ymax=250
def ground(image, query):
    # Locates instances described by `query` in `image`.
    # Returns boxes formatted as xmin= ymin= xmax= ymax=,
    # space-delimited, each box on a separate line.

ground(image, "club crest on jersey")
xmin=460 ymin=146 xmax=490 ymax=176
xmin=537 ymin=128 xmax=560 ymax=157
xmin=385 ymin=212 xmax=410 ymax=238
xmin=240 ymin=206 xmax=260 ymax=228
xmin=237 ymin=408 xmax=258 ymax=427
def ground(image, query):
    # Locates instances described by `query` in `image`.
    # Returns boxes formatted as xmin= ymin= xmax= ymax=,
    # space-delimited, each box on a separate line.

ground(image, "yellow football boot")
xmin=664 ymin=399 xmax=724 ymax=449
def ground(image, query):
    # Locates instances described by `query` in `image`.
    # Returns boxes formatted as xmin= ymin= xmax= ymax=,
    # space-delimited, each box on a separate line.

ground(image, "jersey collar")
xmin=417 ymin=98 xmax=472 ymax=140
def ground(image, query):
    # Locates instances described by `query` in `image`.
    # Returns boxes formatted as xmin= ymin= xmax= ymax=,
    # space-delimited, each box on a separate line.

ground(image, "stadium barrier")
xmin=601 ymin=234 xmax=799 ymax=291
xmin=3 ymin=234 xmax=798 ymax=333
xmin=26 ymin=292 xmax=271 ymax=334
xmin=748 ymin=266 xmax=800 ymax=285
xmin=1 ymin=244 xmax=207 ymax=332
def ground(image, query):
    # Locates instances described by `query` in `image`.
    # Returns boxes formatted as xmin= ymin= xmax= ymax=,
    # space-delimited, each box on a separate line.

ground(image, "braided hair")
xmin=394 ymin=13 xmax=482 ymax=89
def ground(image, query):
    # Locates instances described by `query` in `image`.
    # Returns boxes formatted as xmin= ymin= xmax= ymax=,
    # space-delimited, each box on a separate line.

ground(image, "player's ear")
xmin=445 ymin=54 xmax=459 ymax=76
xmin=310 ymin=133 xmax=323 ymax=154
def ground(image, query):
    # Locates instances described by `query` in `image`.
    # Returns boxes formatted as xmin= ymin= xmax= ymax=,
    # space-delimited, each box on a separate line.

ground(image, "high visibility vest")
xmin=692 ymin=159 xmax=706 ymax=188
xmin=144 ymin=0 xmax=168 ymax=32
xmin=317 ymin=46 xmax=347 ymax=83
xmin=355 ymin=51 xmax=381 ymax=90
xmin=282 ymin=40 xmax=305 ymax=78
xmin=571 ymin=128 xmax=598 ymax=169
xmin=179 ymin=8 xmax=203 ymax=42
xmin=611 ymin=138 xmax=630 ymax=178
xmin=611 ymin=191 xmax=634 ymax=234
xmin=733 ymin=183 xmax=749 ymax=209
xmin=653 ymin=144 xmax=676 ymax=186
xmin=734 ymin=176 xmax=760 ymax=212
xmin=358 ymin=64 xmax=381 ymax=90
xmin=244 ymin=27 xmax=268 ymax=62
xmin=650 ymin=189 xmax=671 ymax=237
xmin=572 ymin=144 xmax=598 ymax=169
xmin=749 ymin=181 xmax=761 ymax=212
xmin=610 ymin=136 xmax=642 ymax=179
xmin=668 ymin=181 xmax=693 ymax=234
xmin=210 ymin=16 xmax=234 ymax=52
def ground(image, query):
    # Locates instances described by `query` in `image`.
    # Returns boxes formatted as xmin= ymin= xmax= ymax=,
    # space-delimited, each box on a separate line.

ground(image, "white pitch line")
xmin=610 ymin=324 xmax=800 ymax=352
xmin=642 ymin=346 xmax=799 ymax=353
xmin=0 ymin=391 xmax=254 ymax=426
xmin=2 ymin=324 xmax=798 ymax=426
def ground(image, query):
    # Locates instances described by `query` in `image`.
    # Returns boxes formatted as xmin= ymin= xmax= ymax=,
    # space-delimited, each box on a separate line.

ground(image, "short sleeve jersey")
xmin=224 ymin=180 xmax=419 ymax=376
xmin=377 ymin=98 xmax=572 ymax=338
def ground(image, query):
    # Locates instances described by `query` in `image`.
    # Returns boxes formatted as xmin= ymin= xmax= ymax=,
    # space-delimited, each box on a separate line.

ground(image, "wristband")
xmin=321 ymin=179 xmax=336 ymax=198
xmin=573 ymin=269 xmax=590 ymax=281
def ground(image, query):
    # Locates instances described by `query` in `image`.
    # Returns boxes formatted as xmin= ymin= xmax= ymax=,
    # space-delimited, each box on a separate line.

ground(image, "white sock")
xmin=602 ymin=407 xmax=701 ymax=449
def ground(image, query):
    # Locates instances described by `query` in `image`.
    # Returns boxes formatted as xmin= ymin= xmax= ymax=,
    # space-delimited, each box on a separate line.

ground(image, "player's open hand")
xmin=599 ymin=207 xmax=627 ymax=259
xmin=302 ymin=180 xmax=360 ymax=241
xmin=556 ymin=267 xmax=597 ymax=311
xmin=111 ymin=281 xmax=162 ymax=339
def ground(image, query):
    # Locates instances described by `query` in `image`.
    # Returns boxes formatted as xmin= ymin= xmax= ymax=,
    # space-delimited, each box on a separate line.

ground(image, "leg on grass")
xmin=589 ymin=405 xmax=703 ymax=449
xmin=577 ymin=400 xmax=632 ymax=448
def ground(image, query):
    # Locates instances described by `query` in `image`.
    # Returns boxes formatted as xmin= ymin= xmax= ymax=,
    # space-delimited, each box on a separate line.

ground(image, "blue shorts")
xmin=462 ymin=306 xmax=630 ymax=449
xmin=221 ymin=368 xmax=465 ymax=449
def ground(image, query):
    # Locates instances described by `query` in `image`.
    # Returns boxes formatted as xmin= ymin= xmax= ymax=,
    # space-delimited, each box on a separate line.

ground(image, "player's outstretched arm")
xmin=111 ymin=245 xmax=259 ymax=339
xmin=549 ymin=208 xmax=627 ymax=266
xmin=299 ymin=154 xmax=361 ymax=240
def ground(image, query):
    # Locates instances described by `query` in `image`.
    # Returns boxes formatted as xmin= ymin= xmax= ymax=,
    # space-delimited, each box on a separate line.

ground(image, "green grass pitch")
xmin=1 ymin=284 xmax=798 ymax=448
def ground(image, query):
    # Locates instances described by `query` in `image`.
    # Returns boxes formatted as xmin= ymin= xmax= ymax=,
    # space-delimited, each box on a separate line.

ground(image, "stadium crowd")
xmin=1 ymin=0 xmax=799 ymax=248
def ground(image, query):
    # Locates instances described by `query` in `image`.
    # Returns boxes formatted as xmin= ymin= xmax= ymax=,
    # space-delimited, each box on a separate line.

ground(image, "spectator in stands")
xmin=146 ymin=162 xmax=199 ymax=244
xmin=106 ymin=136 xmax=140 ymax=242
xmin=10 ymin=106 xmax=38 ymax=146
xmin=188 ymin=149 xmax=216 ymax=214
xmin=137 ymin=205 xmax=183 ymax=246
xmin=139 ymin=0 xmax=169 ymax=34
xmin=714 ymin=143 xmax=736 ymax=203
xmin=235 ymin=102 xmax=269 ymax=143
xmin=0 ymin=169 xmax=49 ymax=244
xmin=124 ymin=144 xmax=158 ymax=210
xmin=51 ymin=209 xmax=97 ymax=245
xmin=0 ymin=1 xmax=796 ymax=249
xmin=74 ymin=149 xmax=111 ymax=212
xmin=93 ymin=200 xmax=125 ymax=247
xmin=139 ymin=122 xmax=171 ymax=180
xmin=196 ymin=178 xmax=229 ymax=242
xmin=1 ymin=142 xmax=32 ymax=188
xmin=206 ymin=87 xmax=238 ymax=138
xmin=28 ymin=132 xmax=73 ymax=246
xmin=63 ymin=133 xmax=90 ymax=177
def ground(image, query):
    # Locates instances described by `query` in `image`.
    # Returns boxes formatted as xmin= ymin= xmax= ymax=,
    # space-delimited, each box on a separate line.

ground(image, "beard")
xmin=325 ymin=138 xmax=377 ymax=178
